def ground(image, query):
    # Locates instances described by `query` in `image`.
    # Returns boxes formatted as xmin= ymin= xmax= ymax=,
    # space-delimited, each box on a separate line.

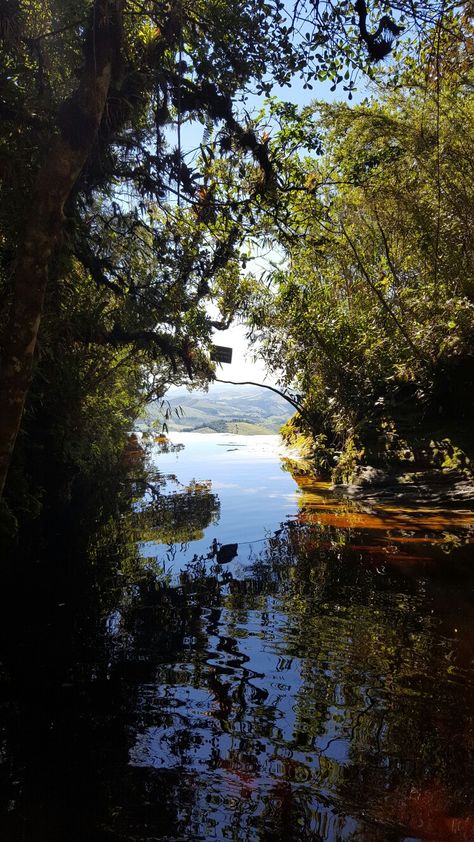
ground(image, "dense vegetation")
xmin=0 ymin=0 xmax=471 ymax=528
xmin=240 ymin=19 xmax=474 ymax=481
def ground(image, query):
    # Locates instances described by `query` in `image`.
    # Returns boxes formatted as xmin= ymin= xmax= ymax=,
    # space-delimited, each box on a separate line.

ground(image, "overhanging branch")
xmin=213 ymin=377 xmax=314 ymax=426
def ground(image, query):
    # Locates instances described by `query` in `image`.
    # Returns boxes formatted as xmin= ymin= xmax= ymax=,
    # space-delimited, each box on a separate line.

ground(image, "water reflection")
xmin=140 ymin=479 xmax=220 ymax=547
xmin=0 ymin=436 xmax=473 ymax=840
xmin=120 ymin=519 xmax=474 ymax=840
xmin=141 ymin=435 xmax=473 ymax=582
xmin=122 ymin=440 xmax=474 ymax=840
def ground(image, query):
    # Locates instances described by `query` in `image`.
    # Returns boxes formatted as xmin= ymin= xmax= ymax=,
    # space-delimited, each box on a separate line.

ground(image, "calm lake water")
xmin=1 ymin=433 xmax=474 ymax=841
xmin=140 ymin=433 xmax=303 ymax=577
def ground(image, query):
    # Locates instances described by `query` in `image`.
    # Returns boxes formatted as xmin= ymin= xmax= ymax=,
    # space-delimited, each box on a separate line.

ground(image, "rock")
xmin=351 ymin=466 xmax=391 ymax=487
xmin=333 ymin=467 xmax=474 ymax=505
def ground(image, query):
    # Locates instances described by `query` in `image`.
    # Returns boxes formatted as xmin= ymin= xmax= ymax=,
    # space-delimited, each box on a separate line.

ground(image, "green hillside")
xmin=140 ymin=386 xmax=293 ymax=434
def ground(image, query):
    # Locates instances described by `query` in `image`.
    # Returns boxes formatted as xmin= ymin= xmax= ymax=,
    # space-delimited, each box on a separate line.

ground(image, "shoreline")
xmin=333 ymin=467 xmax=474 ymax=508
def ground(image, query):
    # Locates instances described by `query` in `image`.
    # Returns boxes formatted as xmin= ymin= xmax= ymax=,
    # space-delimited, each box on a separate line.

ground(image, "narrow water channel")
xmin=1 ymin=433 xmax=473 ymax=841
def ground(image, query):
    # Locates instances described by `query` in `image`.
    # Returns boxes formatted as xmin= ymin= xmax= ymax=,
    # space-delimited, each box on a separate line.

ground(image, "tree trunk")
xmin=0 ymin=0 xmax=123 ymax=498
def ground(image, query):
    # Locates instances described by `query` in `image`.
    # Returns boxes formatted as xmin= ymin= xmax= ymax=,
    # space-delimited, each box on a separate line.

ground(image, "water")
xmin=140 ymin=433 xmax=301 ymax=577
xmin=1 ymin=434 xmax=473 ymax=841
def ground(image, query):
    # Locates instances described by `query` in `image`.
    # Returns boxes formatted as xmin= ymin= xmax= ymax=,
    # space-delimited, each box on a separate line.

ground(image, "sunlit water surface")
xmin=1 ymin=433 xmax=474 ymax=841
xmin=140 ymin=433 xmax=302 ymax=577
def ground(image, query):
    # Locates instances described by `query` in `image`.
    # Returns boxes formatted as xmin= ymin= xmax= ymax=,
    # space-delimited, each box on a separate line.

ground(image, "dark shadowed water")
xmin=1 ymin=433 xmax=473 ymax=841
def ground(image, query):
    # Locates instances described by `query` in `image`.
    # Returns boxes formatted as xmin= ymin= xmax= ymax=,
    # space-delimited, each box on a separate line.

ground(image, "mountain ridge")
xmin=140 ymin=386 xmax=293 ymax=434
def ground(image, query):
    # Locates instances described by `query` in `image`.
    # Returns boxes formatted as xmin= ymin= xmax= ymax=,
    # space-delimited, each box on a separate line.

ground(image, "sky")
xmin=166 ymin=313 xmax=277 ymax=397
xmin=168 ymin=82 xmax=314 ymax=395
xmin=211 ymin=321 xmax=272 ymax=384
xmin=201 ymin=81 xmax=342 ymax=392
xmin=166 ymin=25 xmax=374 ymax=396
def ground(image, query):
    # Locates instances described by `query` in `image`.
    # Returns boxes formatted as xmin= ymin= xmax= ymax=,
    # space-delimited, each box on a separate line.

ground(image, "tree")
xmin=0 ymin=0 xmax=455 ymax=499
xmin=241 ymin=21 xmax=474 ymax=477
xmin=0 ymin=0 xmax=292 ymax=498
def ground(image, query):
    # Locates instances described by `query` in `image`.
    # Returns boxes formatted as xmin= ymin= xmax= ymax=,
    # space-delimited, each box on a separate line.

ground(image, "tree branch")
xmin=213 ymin=377 xmax=314 ymax=426
xmin=355 ymin=0 xmax=402 ymax=61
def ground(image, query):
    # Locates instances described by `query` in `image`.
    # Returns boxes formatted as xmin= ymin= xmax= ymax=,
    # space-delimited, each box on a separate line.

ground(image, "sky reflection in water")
xmin=140 ymin=433 xmax=302 ymax=576
xmin=1 ymin=433 xmax=473 ymax=841
xmin=125 ymin=433 xmax=474 ymax=841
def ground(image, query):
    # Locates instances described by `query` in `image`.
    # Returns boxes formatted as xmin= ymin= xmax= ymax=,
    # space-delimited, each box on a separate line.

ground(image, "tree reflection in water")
xmin=1 ymin=465 xmax=473 ymax=841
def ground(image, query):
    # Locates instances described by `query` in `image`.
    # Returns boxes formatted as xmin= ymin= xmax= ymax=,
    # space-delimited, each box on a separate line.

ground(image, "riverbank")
xmin=332 ymin=466 xmax=474 ymax=506
xmin=280 ymin=418 xmax=474 ymax=508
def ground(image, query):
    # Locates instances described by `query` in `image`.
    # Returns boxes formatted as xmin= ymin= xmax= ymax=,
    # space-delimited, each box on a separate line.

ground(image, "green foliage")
xmin=0 ymin=0 xmax=468 ymax=505
xmin=244 ymin=30 xmax=474 ymax=480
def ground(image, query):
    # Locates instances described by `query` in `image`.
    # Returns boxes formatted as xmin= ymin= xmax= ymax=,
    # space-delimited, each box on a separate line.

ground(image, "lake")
xmin=1 ymin=432 xmax=473 ymax=841
xmin=139 ymin=433 xmax=303 ymax=577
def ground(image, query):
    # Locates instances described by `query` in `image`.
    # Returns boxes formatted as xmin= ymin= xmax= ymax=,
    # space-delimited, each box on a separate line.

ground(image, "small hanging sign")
xmin=210 ymin=345 xmax=233 ymax=364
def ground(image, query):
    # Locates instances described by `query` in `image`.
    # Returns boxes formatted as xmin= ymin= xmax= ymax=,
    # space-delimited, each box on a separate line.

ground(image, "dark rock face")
xmin=335 ymin=465 xmax=474 ymax=505
xmin=351 ymin=466 xmax=391 ymax=487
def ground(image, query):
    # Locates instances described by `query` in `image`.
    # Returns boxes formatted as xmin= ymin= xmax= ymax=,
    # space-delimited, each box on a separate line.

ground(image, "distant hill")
xmin=139 ymin=386 xmax=293 ymax=434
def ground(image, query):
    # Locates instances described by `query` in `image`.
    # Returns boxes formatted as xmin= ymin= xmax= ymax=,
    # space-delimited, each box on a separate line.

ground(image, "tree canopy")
xmin=0 ymin=0 xmax=470 ymax=508
xmin=239 ymin=22 xmax=474 ymax=478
